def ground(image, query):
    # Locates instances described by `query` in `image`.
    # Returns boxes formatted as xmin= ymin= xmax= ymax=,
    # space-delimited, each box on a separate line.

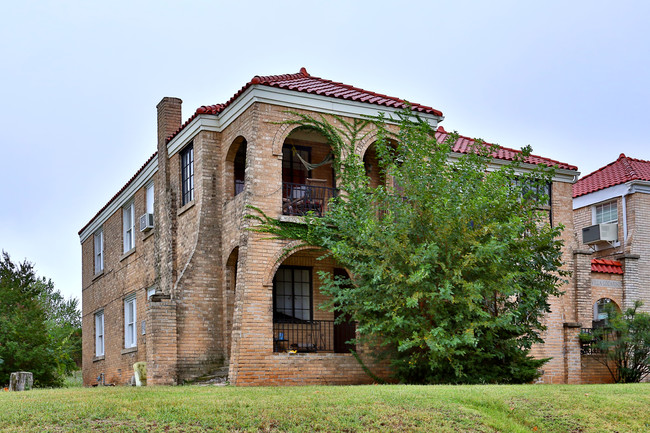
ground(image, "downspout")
xmin=621 ymin=184 xmax=631 ymax=253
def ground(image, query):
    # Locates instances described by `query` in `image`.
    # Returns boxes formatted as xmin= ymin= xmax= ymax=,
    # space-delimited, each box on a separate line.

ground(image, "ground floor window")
xmin=95 ymin=311 xmax=104 ymax=356
xmin=273 ymin=266 xmax=312 ymax=322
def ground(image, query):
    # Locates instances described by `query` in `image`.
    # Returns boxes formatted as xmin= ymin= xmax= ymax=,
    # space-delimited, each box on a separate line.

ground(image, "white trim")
xmin=573 ymin=183 xmax=630 ymax=210
xmin=124 ymin=294 xmax=137 ymax=349
xmin=95 ymin=310 xmax=104 ymax=357
xmin=79 ymin=155 xmax=158 ymax=243
xmin=166 ymin=85 xmax=444 ymax=157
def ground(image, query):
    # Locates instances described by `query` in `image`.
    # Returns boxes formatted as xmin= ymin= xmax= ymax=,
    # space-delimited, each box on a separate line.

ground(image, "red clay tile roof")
xmin=435 ymin=126 xmax=578 ymax=170
xmin=591 ymin=258 xmax=623 ymax=274
xmin=165 ymin=67 xmax=444 ymax=143
xmin=573 ymin=153 xmax=650 ymax=198
xmin=80 ymin=69 xmax=577 ymax=236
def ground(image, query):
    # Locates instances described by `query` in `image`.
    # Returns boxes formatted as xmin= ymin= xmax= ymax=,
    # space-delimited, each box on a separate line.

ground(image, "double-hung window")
xmin=273 ymin=266 xmax=312 ymax=322
xmin=123 ymin=202 xmax=135 ymax=253
xmin=94 ymin=229 xmax=104 ymax=274
xmin=595 ymin=201 xmax=617 ymax=224
xmin=124 ymin=294 xmax=137 ymax=348
xmin=181 ymin=143 xmax=194 ymax=205
xmin=95 ymin=311 xmax=104 ymax=357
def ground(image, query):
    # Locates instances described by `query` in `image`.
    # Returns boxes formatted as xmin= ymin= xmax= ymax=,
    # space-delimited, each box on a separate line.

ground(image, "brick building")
xmin=79 ymin=68 xmax=587 ymax=386
xmin=572 ymin=154 xmax=650 ymax=382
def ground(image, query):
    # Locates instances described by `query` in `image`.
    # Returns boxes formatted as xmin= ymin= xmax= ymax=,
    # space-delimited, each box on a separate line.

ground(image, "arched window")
xmin=234 ymin=140 xmax=247 ymax=195
xmin=225 ymin=137 xmax=247 ymax=198
xmin=593 ymin=298 xmax=619 ymax=328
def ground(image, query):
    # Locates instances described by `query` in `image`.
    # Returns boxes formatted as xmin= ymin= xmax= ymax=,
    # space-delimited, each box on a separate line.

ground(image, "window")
xmin=95 ymin=311 xmax=104 ymax=357
xmin=94 ymin=229 xmax=104 ymax=274
xmin=146 ymin=183 xmax=154 ymax=215
xmin=124 ymin=295 xmax=137 ymax=348
xmin=181 ymin=143 xmax=194 ymax=205
xmin=595 ymin=201 xmax=617 ymax=224
xmin=594 ymin=298 xmax=615 ymax=323
xmin=123 ymin=202 xmax=135 ymax=253
xmin=234 ymin=140 xmax=247 ymax=195
xmin=273 ymin=266 xmax=312 ymax=322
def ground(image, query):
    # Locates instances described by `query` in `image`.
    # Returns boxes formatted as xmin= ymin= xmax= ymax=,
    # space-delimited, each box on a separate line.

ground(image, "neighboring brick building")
xmin=572 ymin=154 xmax=650 ymax=382
xmin=79 ymin=68 xmax=586 ymax=386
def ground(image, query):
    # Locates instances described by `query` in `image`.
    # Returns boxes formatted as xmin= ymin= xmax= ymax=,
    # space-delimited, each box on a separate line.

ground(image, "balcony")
xmin=282 ymin=181 xmax=337 ymax=217
xmin=273 ymin=319 xmax=356 ymax=354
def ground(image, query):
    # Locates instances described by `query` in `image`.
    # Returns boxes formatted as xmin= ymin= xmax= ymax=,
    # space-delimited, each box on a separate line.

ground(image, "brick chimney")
xmin=156 ymin=97 xmax=183 ymax=146
xmin=149 ymin=97 xmax=183 ymax=384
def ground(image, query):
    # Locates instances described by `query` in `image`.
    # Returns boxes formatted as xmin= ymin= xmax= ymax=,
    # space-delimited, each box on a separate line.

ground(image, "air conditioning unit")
xmin=139 ymin=213 xmax=154 ymax=232
xmin=582 ymin=223 xmax=617 ymax=244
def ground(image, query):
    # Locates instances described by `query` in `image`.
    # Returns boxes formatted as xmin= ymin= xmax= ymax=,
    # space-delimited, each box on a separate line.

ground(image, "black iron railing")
xmin=273 ymin=319 xmax=356 ymax=353
xmin=282 ymin=182 xmax=337 ymax=217
xmin=580 ymin=328 xmax=599 ymax=354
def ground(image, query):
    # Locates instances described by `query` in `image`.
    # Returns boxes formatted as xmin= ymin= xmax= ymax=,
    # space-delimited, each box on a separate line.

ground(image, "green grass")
xmin=0 ymin=384 xmax=648 ymax=432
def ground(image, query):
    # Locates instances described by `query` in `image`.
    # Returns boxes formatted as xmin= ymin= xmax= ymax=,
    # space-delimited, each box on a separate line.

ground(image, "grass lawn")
xmin=0 ymin=383 xmax=648 ymax=432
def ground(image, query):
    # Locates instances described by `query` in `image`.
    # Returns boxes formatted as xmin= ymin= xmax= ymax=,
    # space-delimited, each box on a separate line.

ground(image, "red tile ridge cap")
xmin=592 ymin=258 xmax=622 ymax=266
xmin=79 ymin=151 xmax=158 ymax=236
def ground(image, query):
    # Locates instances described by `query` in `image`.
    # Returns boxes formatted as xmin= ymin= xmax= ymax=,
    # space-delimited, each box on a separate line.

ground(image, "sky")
xmin=1 ymin=1 xmax=649 ymax=303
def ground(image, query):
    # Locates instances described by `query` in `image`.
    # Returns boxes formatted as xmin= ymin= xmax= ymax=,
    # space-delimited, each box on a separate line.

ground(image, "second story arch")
xmin=225 ymin=136 xmax=248 ymax=198
xmin=281 ymin=127 xmax=337 ymax=217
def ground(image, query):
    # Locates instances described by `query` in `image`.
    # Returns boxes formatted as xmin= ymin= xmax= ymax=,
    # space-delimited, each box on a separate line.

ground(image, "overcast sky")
xmin=1 ymin=1 xmax=649 ymax=303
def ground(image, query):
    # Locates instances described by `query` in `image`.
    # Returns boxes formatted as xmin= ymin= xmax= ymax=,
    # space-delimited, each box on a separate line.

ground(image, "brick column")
xmin=573 ymin=250 xmax=593 ymax=325
xmin=146 ymin=295 xmax=178 ymax=385
xmin=563 ymin=323 xmax=582 ymax=384
xmin=620 ymin=254 xmax=641 ymax=309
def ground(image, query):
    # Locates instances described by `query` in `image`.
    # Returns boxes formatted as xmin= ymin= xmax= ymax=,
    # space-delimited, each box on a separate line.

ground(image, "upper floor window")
xmin=181 ymin=143 xmax=194 ymax=206
xmin=146 ymin=183 xmax=154 ymax=215
xmin=95 ymin=311 xmax=104 ymax=357
xmin=234 ymin=140 xmax=247 ymax=195
xmin=94 ymin=229 xmax=104 ymax=274
xmin=595 ymin=201 xmax=617 ymax=224
xmin=123 ymin=202 xmax=135 ymax=253
xmin=124 ymin=294 xmax=137 ymax=348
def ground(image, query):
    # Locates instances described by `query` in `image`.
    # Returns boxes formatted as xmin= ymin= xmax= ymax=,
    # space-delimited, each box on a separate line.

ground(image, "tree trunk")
xmin=9 ymin=372 xmax=33 ymax=391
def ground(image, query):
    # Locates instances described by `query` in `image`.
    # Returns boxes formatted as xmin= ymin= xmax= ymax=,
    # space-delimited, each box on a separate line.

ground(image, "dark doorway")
xmin=333 ymin=268 xmax=356 ymax=354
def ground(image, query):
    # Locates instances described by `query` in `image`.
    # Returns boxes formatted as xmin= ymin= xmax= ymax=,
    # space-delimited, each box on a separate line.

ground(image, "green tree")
xmin=0 ymin=251 xmax=81 ymax=386
xmin=250 ymin=110 xmax=567 ymax=384
xmin=584 ymin=301 xmax=650 ymax=383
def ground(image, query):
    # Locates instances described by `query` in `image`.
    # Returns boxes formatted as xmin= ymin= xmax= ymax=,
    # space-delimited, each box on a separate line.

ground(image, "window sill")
xmin=278 ymin=215 xmax=306 ymax=224
xmin=177 ymin=200 xmax=195 ymax=216
xmin=93 ymin=355 xmax=105 ymax=362
xmin=120 ymin=248 xmax=136 ymax=262
xmin=121 ymin=346 xmax=137 ymax=355
xmin=92 ymin=270 xmax=104 ymax=281
xmin=143 ymin=230 xmax=154 ymax=241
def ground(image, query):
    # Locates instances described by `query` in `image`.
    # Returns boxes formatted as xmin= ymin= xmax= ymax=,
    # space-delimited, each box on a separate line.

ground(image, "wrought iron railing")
xmin=273 ymin=319 xmax=356 ymax=353
xmin=580 ymin=328 xmax=599 ymax=354
xmin=282 ymin=182 xmax=337 ymax=217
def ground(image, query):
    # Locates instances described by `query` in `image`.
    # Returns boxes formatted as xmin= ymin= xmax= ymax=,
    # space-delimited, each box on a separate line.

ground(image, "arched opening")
xmin=281 ymin=128 xmax=336 ymax=216
xmin=362 ymin=139 xmax=399 ymax=189
xmin=271 ymin=249 xmax=355 ymax=353
xmin=225 ymin=137 xmax=247 ymax=198
xmin=225 ymin=247 xmax=239 ymax=358
xmin=593 ymin=298 xmax=620 ymax=328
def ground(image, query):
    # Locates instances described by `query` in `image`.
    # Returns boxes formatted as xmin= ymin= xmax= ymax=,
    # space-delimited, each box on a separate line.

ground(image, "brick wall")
xmin=83 ymin=96 xmax=590 ymax=386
